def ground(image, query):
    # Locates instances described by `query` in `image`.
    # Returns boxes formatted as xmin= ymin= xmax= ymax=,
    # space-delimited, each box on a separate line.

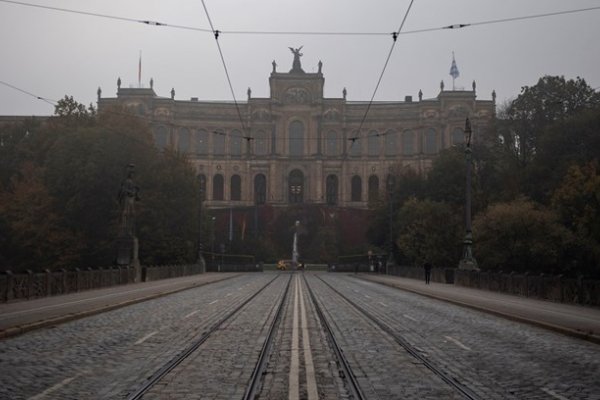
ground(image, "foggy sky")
xmin=1 ymin=0 xmax=599 ymax=116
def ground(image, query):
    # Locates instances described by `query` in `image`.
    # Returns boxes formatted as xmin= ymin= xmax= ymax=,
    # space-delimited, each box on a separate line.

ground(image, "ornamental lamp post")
xmin=197 ymin=175 xmax=206 ymax=269
xmin=386 ymin=175 xmax=396 ymax=274
xmin=459 ymin=118 xmax=478 ymax=270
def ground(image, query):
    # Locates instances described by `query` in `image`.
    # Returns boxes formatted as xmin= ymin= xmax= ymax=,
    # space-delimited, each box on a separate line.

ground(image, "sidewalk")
xmin=356 ymin=273 xmax=600 ymax=345
xmin=0 ymin=273 xmax=238 ymax=339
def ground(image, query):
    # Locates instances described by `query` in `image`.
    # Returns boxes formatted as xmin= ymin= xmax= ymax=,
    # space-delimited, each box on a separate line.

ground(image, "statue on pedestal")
xmin=116 ymin=164 xmax=140 ymax=275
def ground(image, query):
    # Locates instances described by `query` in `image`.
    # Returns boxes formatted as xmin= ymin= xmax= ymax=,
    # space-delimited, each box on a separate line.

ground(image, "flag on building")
xmin=449 ymin=52 xmax=459 ymax=80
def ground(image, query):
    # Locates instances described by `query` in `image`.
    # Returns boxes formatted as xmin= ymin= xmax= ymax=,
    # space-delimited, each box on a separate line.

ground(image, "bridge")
xmin=0 ymin=269 xmax=599 ymax=399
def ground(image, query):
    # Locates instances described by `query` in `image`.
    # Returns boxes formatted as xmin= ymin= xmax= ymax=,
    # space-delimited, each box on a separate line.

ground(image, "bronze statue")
xmin=118 ymin=164 xmax=140 ymax=237
xmin=289 ymin=46 xmax=304 ymax=72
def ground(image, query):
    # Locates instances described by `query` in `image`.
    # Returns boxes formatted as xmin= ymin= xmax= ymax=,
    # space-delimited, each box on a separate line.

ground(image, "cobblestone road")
xmin=0 ymin=274 xmax=276 ymax=399
xmin=316 ymin=273 xmax=600 ymax=399
xmin=1 ymin=272 xmax=599 ymax=399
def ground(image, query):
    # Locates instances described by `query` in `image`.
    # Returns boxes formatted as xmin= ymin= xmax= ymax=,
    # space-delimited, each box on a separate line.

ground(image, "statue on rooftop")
xmin=289 ymin=46 xmax=304 ymax=73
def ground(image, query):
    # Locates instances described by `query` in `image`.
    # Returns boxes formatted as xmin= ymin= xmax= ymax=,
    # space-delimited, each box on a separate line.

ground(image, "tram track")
xmin=312 ymin=273 xmax=483 ymax=400
xmin=303 ymin=273 xmax=367 ymax=400
xmin=126 ymin=273 xmax=291 ymax=400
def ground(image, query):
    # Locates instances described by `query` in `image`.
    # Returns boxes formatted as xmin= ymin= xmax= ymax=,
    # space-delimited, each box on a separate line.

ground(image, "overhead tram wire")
xmin=0 ymin=0 xmax=213 ymax=32
xmin=200 ymin=0 xmax=251 ymax=143
xmin=2 ymin=0 xmax=599 ymax=37
xmin=0 ymin=80 xmax=57 ymax=106
xmin=348 ymin=0 xmax=415 ymax=150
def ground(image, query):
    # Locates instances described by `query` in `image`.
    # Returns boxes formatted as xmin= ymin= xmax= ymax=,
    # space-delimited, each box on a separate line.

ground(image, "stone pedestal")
xmin=117 ymin=235 xmax=141 ymax=282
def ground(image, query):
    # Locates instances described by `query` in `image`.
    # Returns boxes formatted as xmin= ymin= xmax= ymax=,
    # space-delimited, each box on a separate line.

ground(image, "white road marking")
xmin=289 ymin=276 xmax=300 ymax=400
xmin=209 ymin=300 xmax=218 ymax=305
xmin=299 ymin=277 xmax=318 ymax=400
xmin=135 ymin=331 xmax=158 ymax=345
xmin=29 ymin=375 xmax=78 ymax=400
xmin=364 ymin=294 xmax=371 ymax=299
xmin=379 ymin=302 xmax=388 ymax=307
xmin=444 ymin=335 xmax=471 ymax=351
xmin=541 ymin=388 xmax=570 ymax=400
xmin=184 ymin=310 xmax=199 ymax=319
xmin=403 ymin=314 xmax=417 ymax=322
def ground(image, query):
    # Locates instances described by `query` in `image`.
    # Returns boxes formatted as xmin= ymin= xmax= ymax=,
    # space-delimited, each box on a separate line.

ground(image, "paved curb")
xmin=0 ymin=274 xmax=237 ymax=340
xmin=354 ymin=274 xmax=600 ymax=346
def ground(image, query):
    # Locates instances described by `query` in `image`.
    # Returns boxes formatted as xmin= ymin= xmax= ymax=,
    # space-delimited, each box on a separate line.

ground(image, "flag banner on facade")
xmin=450 ymin=52 xmax=459 ymax=79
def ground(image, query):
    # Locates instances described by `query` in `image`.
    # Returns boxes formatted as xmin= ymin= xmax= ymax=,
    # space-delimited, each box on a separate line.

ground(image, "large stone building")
xmin=98 ymin=51 xmax=495 ymax=210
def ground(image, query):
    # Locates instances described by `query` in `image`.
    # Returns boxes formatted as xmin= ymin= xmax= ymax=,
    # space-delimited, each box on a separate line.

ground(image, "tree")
xmin=0 ymin=99 xmax=203 ymax=271
xmin=395 ymin=198 xmax=462 ymax=268
xmin=551 ymin=161 xmax=600 ymax=277
xmin=0 ymin=163 xmax=82 ymax=271
xmin=502 ymin=76 xmax=600 ymax=168
xmin=527 ymin=106 xmax=600 ymax=201
xmin=473 ymin=198 xmax=574 ymax=274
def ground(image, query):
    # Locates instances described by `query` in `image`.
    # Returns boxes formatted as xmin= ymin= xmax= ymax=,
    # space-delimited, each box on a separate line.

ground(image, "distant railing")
xmin=0 ymin=264 xmax=204 ymax=303
xmin=386 ymin=265 xmax=600 ymax=307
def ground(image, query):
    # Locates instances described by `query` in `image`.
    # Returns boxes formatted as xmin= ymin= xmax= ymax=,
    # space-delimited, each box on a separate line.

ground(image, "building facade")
xmin=98 ymin=53 xmax=495 ymax=210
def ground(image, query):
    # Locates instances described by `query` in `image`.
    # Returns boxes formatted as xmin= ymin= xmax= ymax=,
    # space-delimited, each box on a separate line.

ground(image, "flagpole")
xmin=138 ymin=51 xmax=142 ymax=88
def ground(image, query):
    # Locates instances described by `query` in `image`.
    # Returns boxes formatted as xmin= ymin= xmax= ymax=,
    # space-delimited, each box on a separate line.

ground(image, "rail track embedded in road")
xmin=316 ymin=274 xmax=483 ymax=400
xmin=302 ymin=273 xmax=367 ymax=400
xmin=126 ymin=274 xmax=290 ymax=400
xmin=242 ymin=273 xmax=292 ymax=400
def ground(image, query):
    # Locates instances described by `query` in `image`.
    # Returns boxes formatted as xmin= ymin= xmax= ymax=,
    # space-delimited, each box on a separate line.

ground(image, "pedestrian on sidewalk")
xmin=423 ymin=262 xmax=432 ymax=284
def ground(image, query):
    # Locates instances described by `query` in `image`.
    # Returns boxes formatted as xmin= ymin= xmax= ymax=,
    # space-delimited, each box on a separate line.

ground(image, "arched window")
xmin=326 ymin=175 xmax=338 ymax=205
xmin=213 ymin=174 xmax=224 ymax=201
xmin=254 ymin=174 xmax=266 ymax=204
xmin=402 ymin=130 xmax=414 ymax=155
xmin=289 ymin=169 xmax=304 ymax=203
xmin=198 ymin=174 xmax=207 ymax=201
xmin=351 ymin=175 xmax=362 ymax=202
xmin=451 ymin=128 xmax=464 ymax=145
xmin=230 ymin=130 xmax=242 ymax=156
xmin=289 ymin=120 xmax=304 ymax=156
xmin=197 ymin=129 xmax=209 ymax=155
xmin=231 ymin=174 xmax=241 ymax=201
xmin=424 ymin=128 xmax=437 ymax=154
xmin=325 ymin=130 xmax=339 ymax=156
xmin=214 ymin=131 xmax=225 ymax=155
xmin=153 ymin=125 xmax=168 ymax=149
xmin=384 ymin=130 xmax=398 ymax=156
xmin=368 ymin=175 xmax=379 ymax=202
xmin=254 ymin=130 xmax=269 ymax=156
xmin=178 ymin=128 xmax=191 ymax=153
xmin=368 ymin=131 xmax=379 ymax=156
xmin=386 ymin=174 xmax=396 ymax=195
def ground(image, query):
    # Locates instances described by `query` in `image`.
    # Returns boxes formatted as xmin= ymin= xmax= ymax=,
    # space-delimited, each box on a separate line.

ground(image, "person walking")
xmin=423 ymin=262 xmax=432 ymax=284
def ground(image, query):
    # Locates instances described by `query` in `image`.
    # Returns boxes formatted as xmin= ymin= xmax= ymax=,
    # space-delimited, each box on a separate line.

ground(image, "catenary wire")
xmin=200 ymin=0 xmax=249 ymax=139
xmin=0 ymin=80 xmax=57 ymax=106
xmin=1 ymin=0 xmax=599 ymax=37
xmin=349 ymin=0 xmax=415 ymax=149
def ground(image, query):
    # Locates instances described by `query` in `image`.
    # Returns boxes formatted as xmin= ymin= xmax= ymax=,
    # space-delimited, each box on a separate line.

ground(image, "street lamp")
xmin=386 ymin=175 xmax=396 ymax=273
xmin=197 ymin=175 xmax=206 ymax=267
xmin=459 ymin=118 xmax=478 ymax=270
